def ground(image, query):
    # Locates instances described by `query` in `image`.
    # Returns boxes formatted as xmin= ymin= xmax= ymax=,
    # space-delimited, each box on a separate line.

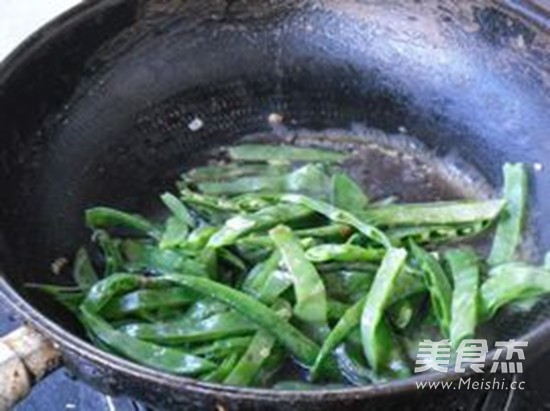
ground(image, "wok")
xmin=1 ymin=0 xmax=550 ymax=409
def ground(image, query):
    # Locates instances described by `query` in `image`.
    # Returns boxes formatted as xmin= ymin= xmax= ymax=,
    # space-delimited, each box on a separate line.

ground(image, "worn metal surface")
xmin=1 ymin=0 xmax=550 ymax=409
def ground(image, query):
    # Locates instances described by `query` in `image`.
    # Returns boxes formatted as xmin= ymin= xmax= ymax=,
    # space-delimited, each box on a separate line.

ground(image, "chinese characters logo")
xmin=414 ymin=339 xmax=527 ymax=374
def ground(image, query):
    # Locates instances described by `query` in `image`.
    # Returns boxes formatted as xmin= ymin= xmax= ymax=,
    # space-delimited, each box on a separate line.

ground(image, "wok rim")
xmin=1 ymin=0 xmax=550 ymax=402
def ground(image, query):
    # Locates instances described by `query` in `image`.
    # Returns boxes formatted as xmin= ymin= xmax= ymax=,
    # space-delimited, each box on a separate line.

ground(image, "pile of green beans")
xmin=32 ymin=145 xmax=550 ymax=388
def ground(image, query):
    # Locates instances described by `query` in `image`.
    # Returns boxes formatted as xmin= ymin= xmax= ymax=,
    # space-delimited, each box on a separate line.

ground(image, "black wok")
xmin=1 ymin=0 xmax=550 ymax=409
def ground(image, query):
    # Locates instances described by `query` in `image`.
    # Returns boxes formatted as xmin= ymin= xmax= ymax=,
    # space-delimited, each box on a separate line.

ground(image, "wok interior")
xmin=1 ymin=0 xmax=550 ymax=352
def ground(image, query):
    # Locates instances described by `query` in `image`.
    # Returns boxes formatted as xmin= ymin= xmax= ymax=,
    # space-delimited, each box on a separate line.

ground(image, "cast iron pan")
xmin=1 ymin=0 xmax=550 ymax=409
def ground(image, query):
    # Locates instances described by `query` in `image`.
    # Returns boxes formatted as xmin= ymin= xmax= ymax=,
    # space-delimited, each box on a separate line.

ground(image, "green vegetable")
xmin=281 ymin=194 xmax=391 ymax=248
xmin=161 ymin=274 xmax=321 ymax=366
xmin=198 ymin=164 xmax=331 ymax=198
xmin=119 ymin=311 xmax=256 ymax=344
xmin=270 ymin=225 xmax=328 ymax=326
xmin=228 ymin=144 xmax=347 ymax=163
xmin=410 ymin=241 xmax=452 ymax=337
xmin=29 ymin=146 xmax=548 ymax=389
xmin=81 ymin=309 xmax=215 ymax=376
xmin=488 ymin=163 xmax=528 ymax=266
xmin=72 ymin=247 xmax=98 ymax=289
xmin=208 ymin=203 xmax=313 ymax=248
xmin=360 ymin=200 xmax=505 ymax=227
xmin=330 ymin=172 xmax=369 ymax=212
xmin=481 ymin=263 xmax=550 ymax=319
xmin=86 ymin=207 xmax=160 ymax=238
xmin=361 ymin=248 xmax=408 ymax=374
xmin=446 ymin=249 xmax=479 ymax=349
xmin=306 ymin=244 xmax=384 ymax=263
xmin=161 ymin=192 xmax=195 ymax=227
xmin=311 ymin=296 xmax=365 ymax=380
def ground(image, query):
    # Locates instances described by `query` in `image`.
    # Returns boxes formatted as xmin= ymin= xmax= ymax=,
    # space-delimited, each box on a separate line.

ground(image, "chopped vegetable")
xmin=30 ymin=144 xmax=550 ymax=389
xmin=446 ymin=249 xmax=479 ymax=349
xmin=488 ymin=163 xmax=528 ymax=266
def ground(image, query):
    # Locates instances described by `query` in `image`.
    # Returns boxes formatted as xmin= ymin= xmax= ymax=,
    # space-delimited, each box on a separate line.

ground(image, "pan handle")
xmin=0 ymin=326 xmax=61 ymax=411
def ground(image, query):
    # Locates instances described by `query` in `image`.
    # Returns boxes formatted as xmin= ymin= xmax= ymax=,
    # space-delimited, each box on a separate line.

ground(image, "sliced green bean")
xmin=311 ymin=296 xmax=365 ymax=379
xmin=159 ymin=217 xmax=189 ymax=249
xmin=330 ymin=172 xmax=369 ymax=212
xmin=488 ymin=163 xmax=528 ymax=266
xmin=306 ymin=244 xmax=384 ymax=263
xmin=198 ymin=164 xmax=330 ymax=198
xmin=86 ymin=207 xmax=160 ymax=238
xmin=187 ymin=163 xmax=291 ymax=183
xmin=224 ymin=301 xmax=291 ymax=386
xmin=161 ymin=274 xmax=321 ymax=366
xmin=102 ymin=287 xmax=198 ymax=320
xmin=81 ymin=309 xmax=215 ymax=376
xmin=119 ymin=311 xmax=256 ymax=344
xmin=361 ymin=248 xmax=407 ymax=374
xmin=72 ymin=247 xmax=98 ymax=290
xmin=410 ymin=242 xmax=452 ymax=337
xmin=191 ymin=336 xmax=253 ymax=358
xmin=228 ymin=144 xmax=347 ymax=163
xmin=208 ymin=203 xmax=313 ymax=248
xmin=270 ymin=225 xmax=328 ymax=326
xmin=202 ymin=353 xmax=240 ymax=383
xmin=446 ymin=249 xmax=480 ymax=349
xmin=360 ymin=199 xmax=505 ymax=227
xmin=481 ymin=263 xmax=550 ymax=319
xmin=161 ymin=192 xmax=195 ymax=227
xmin=281 ymin=194 xmax=391 ymax=248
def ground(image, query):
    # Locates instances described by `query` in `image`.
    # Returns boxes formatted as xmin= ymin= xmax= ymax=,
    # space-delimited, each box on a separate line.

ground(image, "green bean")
xmin=159 ymin=217 xmax=189 ymax=249
xmin=330 ymin=172 xmax=369 ymax=212
xmin=94 ymin=230 xmax=124 ymax=276
xmin=446 ymin=249 xmax=480 ymax=349
xmin=81 ymin=309 xmax=215 ymax=376
xmin=321 ymin=270 xmax=374 ymax=303
xmin=160 ymin=274 xmax=321 ymax=366
xmin=187 ymin=163 xmax=291 ymax=183
xmin=81 ymin=273 xmax=160 ymax=314
xmin=191 ymin=337 xmax=253 ymax=358
xmin=179 ymin=187 xmax=241 ymax=214
xmin=410 ymin=241 xmax=452 ymax=337
xmin=122 ymin=244 xmax=206 ymax=277
xmin=161 ymin=192 xmax=195 ymax=227
xmin=281 ymin=194 xmax=391 ymax=248
xmin=257 ymin=269 xmax=293 ymax=305
xmin=388 ymin=298 xmax=415 ymax=330
xmin=198 ymin=164 xmax=331 ymax=198
xmin=311 ymin=296 xmax=365 ymax=380
xmin=242 ymin=251 xmax=281 ymax=294
xmin=387 ymin=222 xmax=489 ymax=246
xmin=119 ymin=311 xmax=256 ymax=344
xmin=218 ymin=248 xmax=247 ymax=274
xmin=186 ymin=226 xmax=218 ymax=251
xmin=361 ymin=248 xmax=407 ymax=374
xmin=270 ymin=225 xmax=328 ymax=326
xmin=228 ymin=144 xmax=347 ymax=163
xmin=224 ymin=301 xmax=291 ymax=386
xmin=360 ymin=199 xmax=505 ymax=227
xmin=488 ymin=163 xmax=528 ymax=266
xmin=102 ymin=287 xmax=198 ymax=320
xmin=306 ymin=244 xmax=384 ymax=263
xmin=86 ymin=207 xmax=160 ymax=238
xmin=72 ymin=247 xmax=98 ymax=290
xmin=202 ymin=353 xmax=240 ymax=383
xmin=208 ymin=203 xmax=313 ymax=248
xmin=237 ymin=224 xmax=353 ymax=249
xmin=480 ymin=263 xmax=550 ymax=319
xmin=327 ymin=299 xmax=352 ymax=320
xmin=185 ymin=299 xmax=229 ymax=321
